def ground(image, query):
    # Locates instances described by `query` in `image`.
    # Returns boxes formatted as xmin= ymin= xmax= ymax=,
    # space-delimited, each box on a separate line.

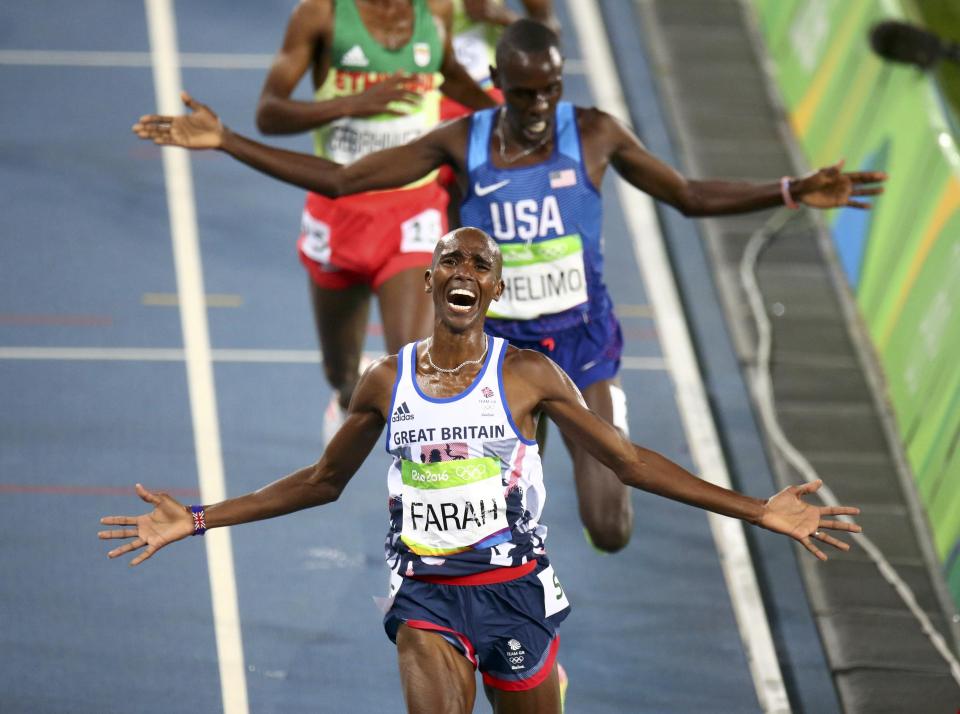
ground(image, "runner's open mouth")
xmin=447 ymin=288 xmax=478 ymax=313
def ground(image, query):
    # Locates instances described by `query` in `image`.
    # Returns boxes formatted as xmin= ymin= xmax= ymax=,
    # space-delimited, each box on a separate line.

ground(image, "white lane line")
xmin=0 ymin=49 xmax=587 ymax=74
xmin=0 ymin=347 xmax=672 ymax=371
xmin=0 ymin=49 xmax=274 ymax=68
xmin=142 ymin=292 xmax=244 ymax=307
xmin=144 ymin=1 xmax=249 ymax=712
xmin=621 ymin=355 xmax=667 ymax=370
xmin=567 ymin=2 xmax=790 ymax=712
xmin=0 ymin=347 xmax=186 ymax=361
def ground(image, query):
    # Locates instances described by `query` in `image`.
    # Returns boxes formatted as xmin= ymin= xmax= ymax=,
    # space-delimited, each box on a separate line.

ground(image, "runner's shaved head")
xmin=495 ymin=19 xmax=561 ymax=69
xmin=432 ymin=227 xmax=502 ymax=275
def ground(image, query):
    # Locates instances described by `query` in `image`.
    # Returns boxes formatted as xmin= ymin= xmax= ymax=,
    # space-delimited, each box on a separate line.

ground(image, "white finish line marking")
xmin=0 ymin=347 xmax=671 ymax=372
xmin=0 ymin=49 xmax=586 ymax=74
xmin=144 ymin=1 xmax=249 ymax=712
xmin=567 ymin=1 xmax=790 ymax=711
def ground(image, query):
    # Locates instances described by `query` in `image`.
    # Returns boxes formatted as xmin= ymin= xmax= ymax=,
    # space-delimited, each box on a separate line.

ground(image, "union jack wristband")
xmin=190 ymin=505 xmax=207 ymax=536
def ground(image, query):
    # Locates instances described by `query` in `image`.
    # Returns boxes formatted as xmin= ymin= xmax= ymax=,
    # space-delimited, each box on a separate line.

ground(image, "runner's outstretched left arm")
xmin=510 ymin=349 xmax=862 ymax=560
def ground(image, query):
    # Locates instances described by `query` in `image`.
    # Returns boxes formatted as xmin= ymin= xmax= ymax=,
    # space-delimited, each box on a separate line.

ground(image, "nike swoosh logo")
xmin=474 ymin=179 xmax=511 ymax=197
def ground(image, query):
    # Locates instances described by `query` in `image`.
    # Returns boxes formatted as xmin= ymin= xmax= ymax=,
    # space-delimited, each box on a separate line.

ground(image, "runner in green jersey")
xmin=255 ymin=0 xmax=495 ymax=446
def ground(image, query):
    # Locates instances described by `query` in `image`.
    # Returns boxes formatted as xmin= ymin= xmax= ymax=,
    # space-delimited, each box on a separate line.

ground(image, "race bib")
xmin=400 ymin=456 xmax=508 ymax=556
xmin=537 ymin=565 xmax=570 ymax=617
xmin=487 ymin=235 xmax=589 ymax=320
xmin=300 ymin=211 xmax=332 ymax=265
xmin=401 ymin=208 xmax=443 ymax=254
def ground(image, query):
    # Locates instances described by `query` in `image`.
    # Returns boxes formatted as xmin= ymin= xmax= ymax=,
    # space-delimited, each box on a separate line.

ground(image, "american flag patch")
xmin=549 ymin=169 xmax=577 ymax=188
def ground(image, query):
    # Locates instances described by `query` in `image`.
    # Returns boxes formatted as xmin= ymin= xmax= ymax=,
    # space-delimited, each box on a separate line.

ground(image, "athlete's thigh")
xmin=396 ymin=624 xmax=477 ymax=714
xmin=580 ymin=377 xmax=617 ymax=422
xmin=377 ymin=266 xmax=434 ymax=354
xmin=560 ymin=377 xmax=633 ymax=550
xmin=558 ymin=378 xmax=617 ymax=457
xmin=308 ymin=278 xmax=371 ymax=379
xmin=492 ymin=663 xmax=562 ymax=714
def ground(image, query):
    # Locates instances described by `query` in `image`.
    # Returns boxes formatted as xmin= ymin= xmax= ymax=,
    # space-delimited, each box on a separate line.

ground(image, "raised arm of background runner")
xmin=134 ymin=92 xmax=462 ymax=196
xmin=135 ymin=93 xmax=884 ymax=215
xmin=500 ymin=345 xmax=862 ymax=562
xmin=98 ymin=353 xmax=397 ymax=566
xmin=589 ymin=108 xmax=887 ymax=213
xmin=255 ymin=0 xmax=493 ymax=136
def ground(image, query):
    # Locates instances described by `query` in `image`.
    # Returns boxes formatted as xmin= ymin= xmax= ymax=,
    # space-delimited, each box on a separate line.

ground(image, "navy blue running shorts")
xmin=495 ymin=311 xmax=623 ymax=392
xmin=384 ymin=559 xmax=571 ymax=691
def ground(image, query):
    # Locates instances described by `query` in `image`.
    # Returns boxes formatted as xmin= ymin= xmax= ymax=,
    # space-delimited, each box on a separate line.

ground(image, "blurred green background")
xmin=911 ymin=0 xmax=960 ymax=123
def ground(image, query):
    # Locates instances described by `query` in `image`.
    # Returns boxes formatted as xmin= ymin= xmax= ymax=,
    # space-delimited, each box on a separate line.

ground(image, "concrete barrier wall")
xmin=749 ymin=0 xmax=960 ymax=606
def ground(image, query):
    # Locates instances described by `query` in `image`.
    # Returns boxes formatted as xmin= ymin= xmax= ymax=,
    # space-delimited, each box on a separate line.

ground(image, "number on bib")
xmin=300 ymin=211 xmax=332 ymax=265
xmin=537 ymin=565 xmax=570 ymax=617
xmin=401 ymin=208 xmax=443 ymax=254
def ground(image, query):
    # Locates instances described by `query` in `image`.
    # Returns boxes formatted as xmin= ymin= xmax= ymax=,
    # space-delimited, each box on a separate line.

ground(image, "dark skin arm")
xmin=134 ymin=92 xmax=469 ymax=197
xmin=502 ymin=347 xmax=861 ymax=560
xmin=98 ymin=357 xmax=396 ymax=565
xmin=136 ymin=94 xmax=885 ymax=213
xmin=579 ymin=108 xmax=886 ymax=213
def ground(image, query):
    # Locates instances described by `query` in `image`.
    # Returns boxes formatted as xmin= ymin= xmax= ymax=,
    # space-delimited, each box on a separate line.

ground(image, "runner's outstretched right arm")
xmin=133 ymin=92 xmax=458 ymax=198
xmin=98 ymin=356 xmax=396 ymax=565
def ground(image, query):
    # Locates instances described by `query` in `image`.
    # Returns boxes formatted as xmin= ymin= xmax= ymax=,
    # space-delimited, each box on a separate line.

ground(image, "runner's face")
xmin=497 ymin=47 xmax=564 ymax=144
xmin=427 ymin=231 xmax=503 ymax=331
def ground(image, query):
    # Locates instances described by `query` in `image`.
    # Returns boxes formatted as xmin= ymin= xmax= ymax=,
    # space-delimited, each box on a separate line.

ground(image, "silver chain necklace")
xmin=496 ymin=108 xmax=551 ymax=164
xmin=426 ymin=334 xmax=488 ymax=374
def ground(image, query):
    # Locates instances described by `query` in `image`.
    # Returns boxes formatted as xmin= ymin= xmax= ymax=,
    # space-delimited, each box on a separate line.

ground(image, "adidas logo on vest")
xmin=341 ymin=44 xmax=369 ymax=67
xmin=391 ymin=401 xmax=414 ymax=423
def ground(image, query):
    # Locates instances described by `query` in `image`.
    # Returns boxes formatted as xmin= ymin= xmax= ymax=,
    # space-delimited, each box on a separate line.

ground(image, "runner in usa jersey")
xmin=460 ymin=101 xmax=608 ymax=340
xmin=385 ymin=336 xmax=547 ymax=578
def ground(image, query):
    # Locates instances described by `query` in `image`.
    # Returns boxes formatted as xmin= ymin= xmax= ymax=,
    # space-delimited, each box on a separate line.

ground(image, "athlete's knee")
xmin=582 ymin=498 xmax=634 ymax=553
xmin=583 ymin=516 xmax=633 ymax=553
xmin=322 ymin=359 xmax=361 ymax=396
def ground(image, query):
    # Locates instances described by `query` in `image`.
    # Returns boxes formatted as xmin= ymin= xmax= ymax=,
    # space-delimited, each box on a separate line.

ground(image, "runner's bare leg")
xmin=377 ymin=265 xmax=435 ymax=353
xmin=560 ymin=378 xmax=634 ymax=552
xmin=309 ymin=279 xmax=371 ymax=410
xmin=491 ymin=664 xmax=562 ymax=714
xmin=397 ymin=624 xmax=477 ymax=714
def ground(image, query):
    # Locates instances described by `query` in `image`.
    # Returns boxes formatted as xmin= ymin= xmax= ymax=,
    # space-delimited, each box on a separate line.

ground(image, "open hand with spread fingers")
xmin=759 ymin=479 xmax=861 ymax=561
xmin=132 ymin=91 xmax=224 ymax=150
xmin=99 ymin=483 xmax=195 ymax=566
xmin=793 ymin=159 xmax=887 ymax=210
